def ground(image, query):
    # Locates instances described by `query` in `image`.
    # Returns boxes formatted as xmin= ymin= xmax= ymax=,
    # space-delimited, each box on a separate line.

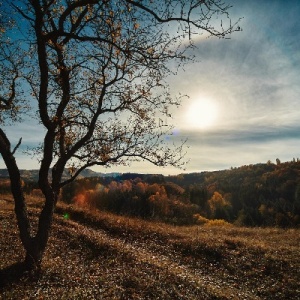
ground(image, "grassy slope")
xmin=0 ymin=196 xmax=299 ymax=300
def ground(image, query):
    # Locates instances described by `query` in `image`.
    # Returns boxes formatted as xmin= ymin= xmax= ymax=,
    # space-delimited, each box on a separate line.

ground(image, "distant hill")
xmin=1 ymin=159 xmax=300 ymax=227
xmin=0 ymin=169 xmax=120 ymax=182
xmin=59 ymin=159 xmax=300 ymax=227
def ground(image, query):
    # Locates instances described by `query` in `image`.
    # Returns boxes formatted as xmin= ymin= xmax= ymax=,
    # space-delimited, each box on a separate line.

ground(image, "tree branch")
xmin=12 ymin=137 xmax=22 ymax=155
xmin=127 ymin=0 xmax=240 ymax=38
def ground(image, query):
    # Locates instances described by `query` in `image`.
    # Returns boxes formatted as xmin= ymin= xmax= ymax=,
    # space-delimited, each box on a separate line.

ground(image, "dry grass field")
xmin=0 ymin=196 xmax=299 ymax=299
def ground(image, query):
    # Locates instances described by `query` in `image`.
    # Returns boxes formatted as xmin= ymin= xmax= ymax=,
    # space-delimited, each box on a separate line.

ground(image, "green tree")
xmin=0 ymin=0 xmax=240 ymax=270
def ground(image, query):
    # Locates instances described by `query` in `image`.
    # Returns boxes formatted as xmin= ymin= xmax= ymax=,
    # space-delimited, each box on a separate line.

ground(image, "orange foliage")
xmin=208 ymin=191 xmax=230 ymax=213
xmin=73 ymin=193 xmax=87 ymax=207
xmin=135 ymin=182 xmax=146 ymax=194
xmin=121 ymin=180 xmax=132 ymax=193
xmin=148 ymin=183 xmax=166 ymax=196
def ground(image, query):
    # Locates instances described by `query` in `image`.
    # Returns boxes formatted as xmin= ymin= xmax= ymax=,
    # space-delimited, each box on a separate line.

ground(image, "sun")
xmin=185 ymin=98 xmax=218 ymax=129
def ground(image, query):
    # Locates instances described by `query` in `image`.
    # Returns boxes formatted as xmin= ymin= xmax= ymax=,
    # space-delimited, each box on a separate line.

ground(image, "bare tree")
xmin=0 ymin=0 xmax=240 ymax=270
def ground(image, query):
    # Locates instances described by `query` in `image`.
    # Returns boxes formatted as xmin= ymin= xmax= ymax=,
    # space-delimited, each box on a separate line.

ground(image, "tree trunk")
xmin=0 ymin=129 xmax=57 ymax=272
xmin=0 ymin=129 xmax=32 ymax=254
xmin=24 ymin=238 xmax=43 ymax=271
xmin=23 ymin=201 xmax=56 ymax=271
xmin=31 ymin=193 xmax=57 ymax=270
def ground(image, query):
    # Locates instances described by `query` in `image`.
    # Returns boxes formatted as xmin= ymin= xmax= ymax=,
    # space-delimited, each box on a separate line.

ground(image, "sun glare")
xmin=185 ymin=98 xmax=218 ymax=129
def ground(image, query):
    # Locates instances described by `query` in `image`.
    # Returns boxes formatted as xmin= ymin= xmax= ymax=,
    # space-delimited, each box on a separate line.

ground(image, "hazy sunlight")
xmin=185 ymin=97 xmax=218 ymax=129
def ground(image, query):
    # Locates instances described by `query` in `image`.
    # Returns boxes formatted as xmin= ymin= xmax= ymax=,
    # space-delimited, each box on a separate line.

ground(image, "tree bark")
xmin=0 ymin=130 xmax=31 ymax=249
xmin=0 ymin=129 xmax=57 ymax=271
xmin=24 ymin=237 xmax=43 ymax=271
xmin=23 ymin=195 xmax=57 ymax=271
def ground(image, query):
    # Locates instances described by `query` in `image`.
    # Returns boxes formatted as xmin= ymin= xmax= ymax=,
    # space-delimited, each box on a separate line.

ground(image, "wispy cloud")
xmin=1 ymin=0 xmax=300 ymax=175
xmin=169 ymin=0 xmax=300 ymax=148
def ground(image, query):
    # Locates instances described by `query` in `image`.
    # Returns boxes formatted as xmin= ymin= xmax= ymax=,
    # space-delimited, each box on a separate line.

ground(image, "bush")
xmin=193 ymin=214 xmax=209 ymax=225
xmin=193 ymin=214 xmax=232 ymax=227
xmin=205 ymin=219 xmax=233 ymax=227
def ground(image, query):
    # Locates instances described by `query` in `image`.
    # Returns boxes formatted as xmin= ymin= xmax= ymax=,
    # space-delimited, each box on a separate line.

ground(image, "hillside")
xmin=1 ymin=160 xmax=300 ymax=227
xmin=55 ymin=160 xmax=300 ymax=227
xmin=0 ymin=169 xmax=120 ymax=182
xmin=1 ymin=196 xmax=299 ymax=299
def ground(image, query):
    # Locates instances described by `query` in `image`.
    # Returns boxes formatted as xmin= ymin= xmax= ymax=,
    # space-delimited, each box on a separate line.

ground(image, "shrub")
xmin=193 ymin=214 xmax=209 ymax=225
xmin=205 ymin=219 xmax=233 ymax=227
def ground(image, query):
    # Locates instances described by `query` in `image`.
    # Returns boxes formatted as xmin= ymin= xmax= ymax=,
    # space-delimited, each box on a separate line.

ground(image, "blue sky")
xmin=1 ymin=0 xmax=300 ymax=175
xmin=165 ymin=0 xmax=300 ymax=174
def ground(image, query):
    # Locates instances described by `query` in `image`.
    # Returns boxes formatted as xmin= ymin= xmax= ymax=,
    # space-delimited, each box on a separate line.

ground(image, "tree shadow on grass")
xmin=0 ymin=262 xmax=39 ymax=289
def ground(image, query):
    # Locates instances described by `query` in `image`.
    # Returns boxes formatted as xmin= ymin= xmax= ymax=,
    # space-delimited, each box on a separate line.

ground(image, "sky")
xmin=165 ymin=0 xmax=300 ymax=174
xmin=1 ymin=0 xmax=300 ymax=175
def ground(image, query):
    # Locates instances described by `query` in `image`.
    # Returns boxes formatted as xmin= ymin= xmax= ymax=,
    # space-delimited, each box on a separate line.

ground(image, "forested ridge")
xmin=1 ymin=159 xmax=300 ymax=227
xmin=172 ymin=159 xmax=300 ymax=227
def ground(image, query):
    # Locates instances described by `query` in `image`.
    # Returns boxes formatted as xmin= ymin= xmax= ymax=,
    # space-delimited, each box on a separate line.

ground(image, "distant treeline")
xmin=1 ymin=159 xmax=300 ymax=227
xmin=59 ymin=159 xmax=300 ymax=227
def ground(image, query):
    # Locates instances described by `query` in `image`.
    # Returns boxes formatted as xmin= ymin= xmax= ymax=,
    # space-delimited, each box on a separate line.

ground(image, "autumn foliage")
xmin=58 ymin=159 xmax=300 ymax=227
xmin=62 ymin=177 xmax=198 ymax=224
